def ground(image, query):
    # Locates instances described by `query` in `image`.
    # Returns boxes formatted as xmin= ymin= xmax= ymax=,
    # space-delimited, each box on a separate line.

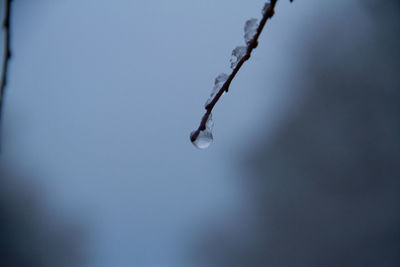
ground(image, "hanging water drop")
xmin=190 ymin=113 xmax=214 ymax=149
xmin=190 ymin=130 xmax=213 ymax=149
xmin=230 ymin=46 xmax=247 ymax=69
xmin=244 ymin=18 xmax=258 ymax=44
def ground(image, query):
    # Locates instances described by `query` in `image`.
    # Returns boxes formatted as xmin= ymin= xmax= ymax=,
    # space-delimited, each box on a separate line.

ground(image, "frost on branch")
xmin=205 ymin=73 xmax=229 ymax=107
xmin=244 ymin=18 xmax=259 ymax=44
xmin=230 ymin=46 xmax=247 ymax=69
xmin=190 ymin=1 xmax=286 ymax=149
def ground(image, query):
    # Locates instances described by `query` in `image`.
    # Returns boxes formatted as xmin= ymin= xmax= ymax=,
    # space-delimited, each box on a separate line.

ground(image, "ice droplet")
xmin=244 ymin=18 xmax=258 ymax=44
xmin=190 ymin=130 xmax=213 ymax=149
xmin=190 ymin=113 xmax=214 ymax=149
xmin=205 ymin=73 xmax=229 ymax=107
xmin=230 ymin=46 xmax=247 ymax=69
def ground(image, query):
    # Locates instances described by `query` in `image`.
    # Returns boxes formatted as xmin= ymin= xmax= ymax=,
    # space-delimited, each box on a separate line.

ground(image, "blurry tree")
xmin=0 ymin=0 xmax=11 ymax=127
xmin=0 ymin=164 xmax=84 ymax=267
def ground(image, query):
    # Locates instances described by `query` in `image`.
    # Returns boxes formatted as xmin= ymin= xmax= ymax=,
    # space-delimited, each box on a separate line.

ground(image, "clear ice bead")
xmin=190 ymin=130 xmax=213 ymax=149
xmin=190 ymin=113 xmax=214 ymax=149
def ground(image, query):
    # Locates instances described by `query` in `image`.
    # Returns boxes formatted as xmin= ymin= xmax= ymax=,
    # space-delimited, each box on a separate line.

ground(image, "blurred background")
xmin=0 ymin=0 xmax=399 ymax=266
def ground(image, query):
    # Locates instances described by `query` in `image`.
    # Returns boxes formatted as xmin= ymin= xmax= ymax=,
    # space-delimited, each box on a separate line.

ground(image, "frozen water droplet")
xmin=230 ymin=46 xmax=247 ymax=69
xmin=214 ymin=74 xmax=228 ymax=92
xmin=190 ymin=130 xmax=213 ymax=149
xmin=190 ymin=113 xmax=214 ymax=149
xmin=205 ymin=73 xmax=229 ymax=107
xmin=244 ymin=18 xmax=258 ymax=44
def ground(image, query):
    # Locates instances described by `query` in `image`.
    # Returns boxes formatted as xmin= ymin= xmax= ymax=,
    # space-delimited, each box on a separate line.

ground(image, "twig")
xmin=191 ymin=0 xmax=280 ymax=142
xmin=0 ymin=0 xmax=12 ymax=125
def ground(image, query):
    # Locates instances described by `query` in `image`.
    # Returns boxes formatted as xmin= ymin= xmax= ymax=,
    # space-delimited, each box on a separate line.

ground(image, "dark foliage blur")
xmin=197 ymin=1 xmax=400 ymax=266
xmin=0 ymin=164 xmax=84 ymax=267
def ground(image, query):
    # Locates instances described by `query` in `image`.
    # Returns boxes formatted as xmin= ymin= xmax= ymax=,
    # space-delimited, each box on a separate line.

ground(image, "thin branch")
xmin=0 ymin=0 xmax=12 ymax=124
xmin=190 ymin=0 xmax=280 ymax=142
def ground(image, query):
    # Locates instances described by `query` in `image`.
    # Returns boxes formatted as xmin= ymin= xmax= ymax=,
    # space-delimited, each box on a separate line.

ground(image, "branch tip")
xmin=191 ymin=1 xmax=279 ymax=140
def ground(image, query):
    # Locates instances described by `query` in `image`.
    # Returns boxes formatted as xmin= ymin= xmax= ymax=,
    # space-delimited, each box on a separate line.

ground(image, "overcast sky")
xmin=1 ymin=0 xmax=354 ymax=265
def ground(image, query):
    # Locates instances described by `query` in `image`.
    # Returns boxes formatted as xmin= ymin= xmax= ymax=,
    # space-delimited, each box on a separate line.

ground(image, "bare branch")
xmin=190 ymin=0 xmax=281 ymax=142
xmin=0 ymin=0 xmax=12 ymax=125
